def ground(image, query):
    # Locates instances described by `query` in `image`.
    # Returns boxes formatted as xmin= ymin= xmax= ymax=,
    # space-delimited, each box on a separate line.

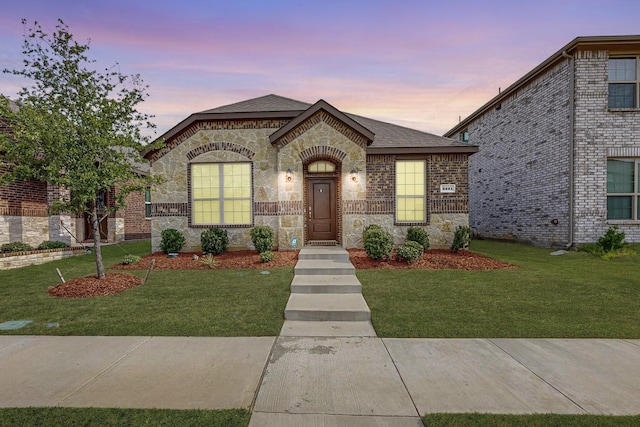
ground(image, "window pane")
xmin=608 ymin=83 xmax=635 ymax=108
xmin=308 ymin=161 xmax=335 ymax=173
xmin=609 ymin=58 xmax=636 ymax=81
xmin=193 ymin=200 xmax=220 ymax=225
xmin=396 ymin=160 xmax=426 ymax=222
xmin=607 ymin=196 xmax=632 ymax=220
xmin=607 ymin=159 xmax=634 ymax=193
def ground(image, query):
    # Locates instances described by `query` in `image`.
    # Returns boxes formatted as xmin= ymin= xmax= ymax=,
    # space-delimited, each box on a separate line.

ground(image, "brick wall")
xmin=0 ymin=172 xmax=48 ymax=217
xmin=573 ymin=50 xmax=640 ymax=243
xmin=463 ymin=60 xmax=572 ymax=247
xmin=122 ymin=190 xmax=151 ymax=240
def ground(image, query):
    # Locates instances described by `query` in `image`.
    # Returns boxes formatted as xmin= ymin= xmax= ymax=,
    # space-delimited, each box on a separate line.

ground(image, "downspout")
xmin=562 ymin=50 xmax=575 ymax=249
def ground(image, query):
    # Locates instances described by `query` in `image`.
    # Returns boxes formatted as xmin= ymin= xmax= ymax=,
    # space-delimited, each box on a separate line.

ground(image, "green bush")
xmin=396 ymin=241 xmax=424 ymax=264
xmin=451 ymin=225 xmax=472 ymax=253
xmin=201 ymin=228 xmax=228 ymax=255
xmin=363 ymin=225 xmax=393 ymax=260
xmin=250 ymin=226 xmax=275 ymax=253
xmin=160 ymin=229 xmax=185 ymax=254
xmin=37 ymin=241 xmax=69 ymax=250
xmin=260 ymin=251 xmax=276 ymax=263
xmin=1 ymin=242 xmax=34 ymax=253
xmin=122 ymin=254 xmax=141 ymax=265
xmin=407 ymin=227 xmax=429 ymax=251
xmin=597 ymin=226 xmax=627 ymax=253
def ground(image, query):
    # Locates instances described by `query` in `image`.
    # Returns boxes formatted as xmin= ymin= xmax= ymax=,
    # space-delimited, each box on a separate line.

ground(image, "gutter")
xmin=562 ymin=50 xmax=575 ymax=249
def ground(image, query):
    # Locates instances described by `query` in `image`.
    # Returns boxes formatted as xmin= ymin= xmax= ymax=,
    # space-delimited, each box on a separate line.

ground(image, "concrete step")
xmin=294 ymin=259 xmax=355 ymax=276
xmin=280 ymin=320 xmax=377 ymax=337
xmin=298 ymin=246 xmax=350 ymax=261
xmin=284 ymin=294 xmax=371 ymax=321
xmin=291 ymin=275 xmax=362 ymax=294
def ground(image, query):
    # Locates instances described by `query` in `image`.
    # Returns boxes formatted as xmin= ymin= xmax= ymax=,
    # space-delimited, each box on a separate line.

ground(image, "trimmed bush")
xmin=201 ymin=228 xmax=229 ymax=256
xmin=451 ymin=225 xmax=472 ymax=253
xmin=122 ymin=254 xmax=141 ymax=265
xmin=260 ymin=251 xmax=276 ymax=263
xmin=160 ymin=229 xmax=185 ymax=254
xmin=407 ymin=227 xmax=429 ymax=251
xmin=597 ymin=226 xmax=626 ymax=253
xmin=363 ymin=225 xmax=393 ymax=260
xmin=250 ymin=226 xmax=275 ymax=253
xmin=396 ymin=241 xmax=424 ymax=264
xmin=37 ymin=240 xmax=69 ymax=250
xmin=1 ymin=242 xmax=34 ymax=253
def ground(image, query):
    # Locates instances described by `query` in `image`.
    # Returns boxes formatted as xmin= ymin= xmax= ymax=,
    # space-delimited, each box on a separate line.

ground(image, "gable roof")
xmin=269 ymin=99 xmax=375 ymax=146
xmin=445 ymin=35 xmax=640 ymax=138
xmin=147 ymin=94 xmax=476 ymax=160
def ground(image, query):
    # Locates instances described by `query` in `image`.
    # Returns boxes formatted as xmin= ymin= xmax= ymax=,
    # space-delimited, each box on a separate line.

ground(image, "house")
xmin=0 ymin=100 xmax=151 ymax=247
xmin=144 ymin=94 xmax=477 ymax=252
xmin=445 ymin=36 xmax=640 ymax=247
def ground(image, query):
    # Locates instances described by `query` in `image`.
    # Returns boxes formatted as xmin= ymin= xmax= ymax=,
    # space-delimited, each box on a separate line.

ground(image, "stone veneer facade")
xmin=148 ymin=111 xmax=472 ymax=252
xmin=448 ymin=39 xmax=640 ymax=246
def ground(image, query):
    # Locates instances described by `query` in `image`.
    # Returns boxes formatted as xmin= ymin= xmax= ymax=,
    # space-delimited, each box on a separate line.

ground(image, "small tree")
xmin=0 ymin=20 xmax=161 ymax=279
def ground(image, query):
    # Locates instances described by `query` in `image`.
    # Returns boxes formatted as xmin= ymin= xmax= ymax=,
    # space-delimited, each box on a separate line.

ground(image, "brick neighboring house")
xmin=144 ymin=94 xmax=478 ymax=251
xmin=0 ymin=100 xmax=151 ymax=247
xmin=445 ymin=35 xmax=640 ymax=247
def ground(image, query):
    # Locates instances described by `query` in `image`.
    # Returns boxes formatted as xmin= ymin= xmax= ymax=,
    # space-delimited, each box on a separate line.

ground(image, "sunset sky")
xmin=1 ymin=0 xmax=639 ymax=137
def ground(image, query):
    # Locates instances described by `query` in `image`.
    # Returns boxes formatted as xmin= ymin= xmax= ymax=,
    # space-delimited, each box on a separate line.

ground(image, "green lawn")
xmin=360 ymin=240 xmax=640 ymax=338
xmin=0 ymin=241 xmax=292 ymax=336
xmin=421 ymin=413 xmax=640 ymax=426
xmin=0 ymin=407 xmax=249 ymax=427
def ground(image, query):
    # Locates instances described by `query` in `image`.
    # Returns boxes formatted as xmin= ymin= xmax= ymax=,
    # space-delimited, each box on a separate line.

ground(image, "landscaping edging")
xmin=0 ymin=246 xmax=87 ymax=270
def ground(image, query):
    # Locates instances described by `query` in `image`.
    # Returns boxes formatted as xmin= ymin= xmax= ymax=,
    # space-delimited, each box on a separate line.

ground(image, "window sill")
xmin=608 ymin=108 xmax=640 ymax=113
xmin=190 ymin=224 xmax=252 ymax=229
xmin=606 ymin=220 xmax=640 ymax=225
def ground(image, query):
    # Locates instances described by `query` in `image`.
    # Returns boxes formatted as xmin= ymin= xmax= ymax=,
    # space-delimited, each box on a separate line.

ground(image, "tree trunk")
xmin=90 ymin=205 xmax=106 ymax=279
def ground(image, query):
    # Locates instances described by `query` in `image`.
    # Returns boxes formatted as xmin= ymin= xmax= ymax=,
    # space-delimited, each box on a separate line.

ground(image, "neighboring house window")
xmin=396 ymin=160 xmax=426 ymax=222
xmin=607 ymin=159 xmax=639 ymax=220
xmin=460 ymin=130 xmax=469 ymax=143
xmin=144 ymin=187 xmax=152 ymax=218
xmin=191 ymin=162 xmax=252 ymax=225
xmin=608 ymin=57 xmax=639 ymax=108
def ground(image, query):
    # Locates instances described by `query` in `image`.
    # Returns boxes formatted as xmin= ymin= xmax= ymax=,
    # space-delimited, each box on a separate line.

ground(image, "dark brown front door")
xmin=307 ymin=178 xmax=337 ymax=241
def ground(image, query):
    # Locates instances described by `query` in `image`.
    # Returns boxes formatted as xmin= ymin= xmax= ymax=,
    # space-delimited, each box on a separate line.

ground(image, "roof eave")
xmin=367 ymin=145 xmax=479 ymax=155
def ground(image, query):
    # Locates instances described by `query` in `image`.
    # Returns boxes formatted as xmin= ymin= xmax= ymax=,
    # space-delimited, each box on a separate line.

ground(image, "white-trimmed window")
xmin=308 ymin=160 xmax=335 ymax=173
xmin=609 ymin=57 xmax=640 ymax=108
xmin=191 ymin=162 xmax=252 ymax=225
xmin=396 ymin=160 xmax=426 ymax=222
xmin=607 ymin=159 xmax=639 ymax=220
xmin=144 ymin=187 xmax=152 ymax=218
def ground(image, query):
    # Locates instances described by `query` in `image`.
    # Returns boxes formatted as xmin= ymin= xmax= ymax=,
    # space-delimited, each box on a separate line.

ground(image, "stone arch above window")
xmin=186 ymin=142 xmax=255 ymax=161
xmin=298 ymin=146 xmax=347 ymax=164
xmin=308 ymin=160 xmax=336 ymax=173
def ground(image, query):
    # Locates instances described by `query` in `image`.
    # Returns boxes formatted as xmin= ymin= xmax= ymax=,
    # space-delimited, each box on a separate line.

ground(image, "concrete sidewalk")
xmin=1 ymin=336 xmax=640 ymax=423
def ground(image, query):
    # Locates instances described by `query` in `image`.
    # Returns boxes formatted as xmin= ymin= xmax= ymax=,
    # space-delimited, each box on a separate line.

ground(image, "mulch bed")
xmin=50 ymin=248 xmax=516 ymax=298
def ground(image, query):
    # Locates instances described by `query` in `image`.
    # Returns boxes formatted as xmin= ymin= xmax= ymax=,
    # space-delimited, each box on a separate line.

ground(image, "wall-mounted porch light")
xmin=350 ymin=168 xmax=358 ymax=182
xmin=285 ymin=168 xmax=293 ymax=182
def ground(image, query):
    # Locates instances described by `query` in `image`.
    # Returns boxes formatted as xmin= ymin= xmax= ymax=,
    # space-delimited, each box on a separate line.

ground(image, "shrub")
xmin=597 ymin=226 xmax=626 ymax=253
xmin=451 ymin=225 xmax=472 ymax=253
xmin=201 ymin=228 xmax=228 ymax=256
xmin=1 ymin=242 xmax=34 ymax=253
xmin=122 ymin=254 xmax=141 ymax=265
xmin=37 ymin=241 xmax=69 ymax=250
xmin=396 ymin=241 xmax=424 ymax=264
xmin=160 ymin=229 xmax=185 ymax=254
xmin=363 ymin=225 xmax=393 ymax=260
xmin=250 ymin=226 xmax=275 ymax=253
xmin=260 ymin=251 xmax=276 ymax=263
xmin=407 ymin=227 xmax=429 ymax=251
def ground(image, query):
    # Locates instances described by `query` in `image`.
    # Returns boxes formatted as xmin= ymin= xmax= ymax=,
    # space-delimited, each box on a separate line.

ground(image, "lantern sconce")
xmin=286 ymin=168 xmax=293 ymax=182
xmin=350 ymin=168 xmax=358 ymax=182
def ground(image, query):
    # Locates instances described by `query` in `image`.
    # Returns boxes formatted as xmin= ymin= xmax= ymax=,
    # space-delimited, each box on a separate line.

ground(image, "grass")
xmin=421 ymin=413 xmax=640 ymax=426
xmin=0 ymin=240 xmax=292 ymax=336
xmin=0 ymin=407 xmax=250 ymax=427
xmin=359 ymin=240 xmax=640 ymax=338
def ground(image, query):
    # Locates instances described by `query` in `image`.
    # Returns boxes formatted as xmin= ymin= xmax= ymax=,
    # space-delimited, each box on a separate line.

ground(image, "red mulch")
xmin=51 ymin=248 xmax=515 ymax=298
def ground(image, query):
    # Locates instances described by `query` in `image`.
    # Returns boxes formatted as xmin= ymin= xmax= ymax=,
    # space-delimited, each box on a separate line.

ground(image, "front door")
xmin=307 ymin=177 xmax=337 ymax=241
